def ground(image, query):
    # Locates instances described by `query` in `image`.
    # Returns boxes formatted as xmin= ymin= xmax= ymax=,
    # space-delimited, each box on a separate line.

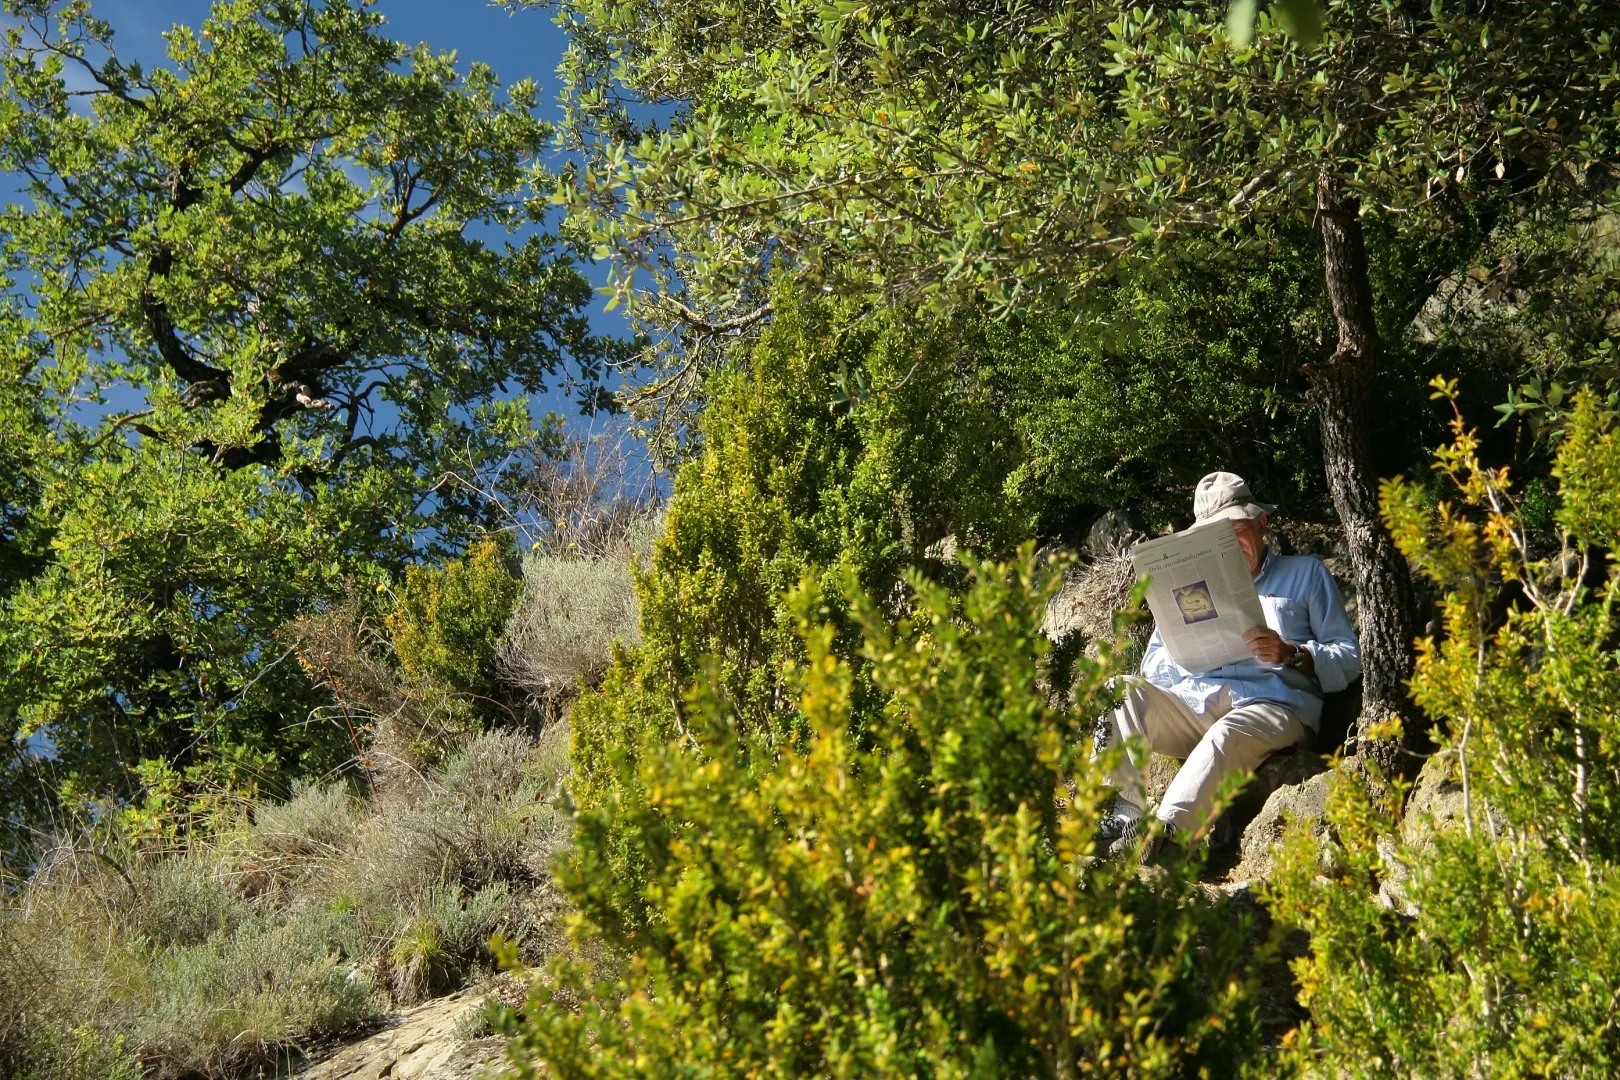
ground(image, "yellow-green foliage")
xmin=506 ymin=550 xmax=1258 ymax=1078
xmin=568 ymin=294 xmax=1035 ymax=924
xmin=387 ymin=538 xmax=522 ymax=706
xmin=1268 ymin=382 xmax=1620 ymax=1076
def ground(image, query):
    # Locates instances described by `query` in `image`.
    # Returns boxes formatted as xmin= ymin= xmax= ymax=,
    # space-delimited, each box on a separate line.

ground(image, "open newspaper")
xmin=1129 ymin=518 xmax=1266 ymax=673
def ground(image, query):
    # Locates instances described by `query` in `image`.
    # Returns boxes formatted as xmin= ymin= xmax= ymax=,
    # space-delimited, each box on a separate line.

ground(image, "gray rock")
xmin=1401 ymin=751 xmax=1503 ymax=850
xmin=1229 ymin=766 xmax=1335 ymax=884
xmin=298 ymin=985 xmax=510 ymax=1079
xmin=1130 ymin=746 xmax=1327 ymax=862
xmin=1208 ymin=746 xmax=1328 ymax=854
xmin=1084 ymin=509 xmax=1145 ymax=559
xmin=1375 ymin=832 xmax=1417 ymax=916
xmin=1375 ymin=753 xmax=1505 ymax=918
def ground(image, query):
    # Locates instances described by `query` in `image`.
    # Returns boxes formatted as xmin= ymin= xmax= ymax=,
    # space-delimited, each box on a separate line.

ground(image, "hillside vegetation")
xmin=4 ymin=1 xmax=1620 ymax=1078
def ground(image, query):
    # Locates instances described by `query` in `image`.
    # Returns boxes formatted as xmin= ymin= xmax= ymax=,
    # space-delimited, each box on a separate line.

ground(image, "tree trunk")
xmin=1310 ymin=172 xmax=1420 ymax=776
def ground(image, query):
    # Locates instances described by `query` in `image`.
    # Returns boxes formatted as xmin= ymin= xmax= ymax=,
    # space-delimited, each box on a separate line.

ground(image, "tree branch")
xmin=654 ymin=296 xmax=774 ymax=336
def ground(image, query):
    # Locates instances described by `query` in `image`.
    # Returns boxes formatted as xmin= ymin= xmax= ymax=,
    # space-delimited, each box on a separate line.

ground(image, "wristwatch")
xmin=1286 ymin=642 xmax=1311 ymax=671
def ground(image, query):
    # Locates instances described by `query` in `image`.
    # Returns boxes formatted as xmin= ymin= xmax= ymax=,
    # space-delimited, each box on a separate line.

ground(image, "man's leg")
xmin=1155 ymin=702 xmax=1308 ymax=833
xmin=1097 ymin=676 xmax=1208 ymax=818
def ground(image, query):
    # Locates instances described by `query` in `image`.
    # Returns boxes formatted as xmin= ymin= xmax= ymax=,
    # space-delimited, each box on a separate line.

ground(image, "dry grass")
xmin=280 ymin=599 xmax=479 ymax=794
xmin=1043 ymin=554 xmax=1151 ymax=662
xmin=497 ymin=515 xmax=658 ymax=717
xmin=0 ymin=725 xmax=576 ymax=1080
xmin=510 ymin=428 xmax=660 ymax=561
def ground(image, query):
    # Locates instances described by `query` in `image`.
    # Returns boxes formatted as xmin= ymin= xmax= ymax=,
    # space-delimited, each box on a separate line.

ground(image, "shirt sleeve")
xmin=1303 ymin=561 xmax=1361 ymax=694
xmin=1138 ymin=625 xmax=1181 ymax=689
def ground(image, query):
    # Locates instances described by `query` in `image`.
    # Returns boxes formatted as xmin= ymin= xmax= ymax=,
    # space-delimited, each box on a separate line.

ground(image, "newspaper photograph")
xmin=1129 ymin=519 xmax=1267 ymax=673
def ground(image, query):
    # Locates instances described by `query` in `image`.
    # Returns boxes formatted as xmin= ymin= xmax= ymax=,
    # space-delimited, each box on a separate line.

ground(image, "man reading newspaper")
xmin=1096 ymin=472 xmax=1360 ymax=860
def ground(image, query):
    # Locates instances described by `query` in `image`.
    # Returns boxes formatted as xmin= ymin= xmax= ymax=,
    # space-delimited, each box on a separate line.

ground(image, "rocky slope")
xmin=297 ymin=988 xmax=509 ymax=1080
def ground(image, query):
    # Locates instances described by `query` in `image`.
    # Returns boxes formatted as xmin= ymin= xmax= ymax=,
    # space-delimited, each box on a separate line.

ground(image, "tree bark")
xmin=1310 ymin=172 xmax=1420 ymax=776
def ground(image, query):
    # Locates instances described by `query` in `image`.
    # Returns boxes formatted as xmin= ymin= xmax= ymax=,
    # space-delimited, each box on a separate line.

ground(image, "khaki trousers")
xmin=1099 ymin=676 xmax=1308 ymax=832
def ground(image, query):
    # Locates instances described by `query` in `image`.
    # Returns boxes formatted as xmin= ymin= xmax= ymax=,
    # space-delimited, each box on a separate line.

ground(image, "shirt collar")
xmin=1254 ymin=545 xmax=1275 ymax=583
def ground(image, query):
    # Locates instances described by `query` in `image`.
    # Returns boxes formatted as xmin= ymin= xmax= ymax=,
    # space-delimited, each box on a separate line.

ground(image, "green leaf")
xmin=1226 ymin=0 xmax=1258 ymax=48
xmin=1276 ymin=0 xmax=1322 ymax=48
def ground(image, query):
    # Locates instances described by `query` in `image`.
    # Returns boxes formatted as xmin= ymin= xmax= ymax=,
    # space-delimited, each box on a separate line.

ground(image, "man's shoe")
xmin=1101 ymin=816 xmax=1149 ymax=860
xmin=1098 ymin=815 xmax=1190 ymax=863
xmin=1095 ymin=814 xmax=1139 ymax=857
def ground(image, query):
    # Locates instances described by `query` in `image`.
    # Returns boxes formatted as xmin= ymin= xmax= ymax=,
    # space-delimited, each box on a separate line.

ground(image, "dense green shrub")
xmin=567 ymin=292 xmax=1038 ymax=924
xmin=508 ymin=551 xmax=1259 ymax=1077
xmin=273 ymin=536 xmax=529 ymax=796
xmin=387 ymin=538 xmax=523 ymax=718
xmin=994 ymin=230 xmax=1501 ymax=531
xmin=1269 ymin=384 xmax=1620 ymax=1076
xmin=996 ymin=252 xmax=1327 ymax=525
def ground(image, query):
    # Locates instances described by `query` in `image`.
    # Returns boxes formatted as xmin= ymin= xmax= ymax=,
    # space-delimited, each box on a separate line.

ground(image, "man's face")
xmin=1231 ymin=513 xmax=1268 ymax=577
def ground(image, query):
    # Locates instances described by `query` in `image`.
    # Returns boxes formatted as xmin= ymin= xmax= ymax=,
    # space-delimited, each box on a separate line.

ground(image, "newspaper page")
xmin=1129 ymin=519 xmax=1267 ymax=673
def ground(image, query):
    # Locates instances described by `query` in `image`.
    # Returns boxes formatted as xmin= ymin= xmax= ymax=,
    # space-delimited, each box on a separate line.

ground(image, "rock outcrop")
xmin=1222 ymin=745 xmax=1510 ymax=891
xmin=1229 ymin=765 xmax=1335 ymax=884
xmin=1041 ymin=555 xmax=1151 ymax=663
xmin=1400 ymin=751 xmax=1504 ymax=850
xmin=297 ymin=987 xmax=510 ymax=1080
xmin=1210 ymin=747 xmax=1329 ymax=860
xmin=1083 ymin=508 xmax=1145 ymax=559
xmin=1125 ymin=745 xmax=1332 ymax=880
xmin=1040 ymin=507 xmax=1149 ymax=657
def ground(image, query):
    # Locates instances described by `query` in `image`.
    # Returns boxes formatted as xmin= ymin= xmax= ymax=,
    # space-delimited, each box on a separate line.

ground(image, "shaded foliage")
xmin=566 ymin=291 xmax=1037 ymax=925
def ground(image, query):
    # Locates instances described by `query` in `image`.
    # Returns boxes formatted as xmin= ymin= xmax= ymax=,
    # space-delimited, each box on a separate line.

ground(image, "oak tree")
xmin=0 ymin=0 xmax=623 ymax=835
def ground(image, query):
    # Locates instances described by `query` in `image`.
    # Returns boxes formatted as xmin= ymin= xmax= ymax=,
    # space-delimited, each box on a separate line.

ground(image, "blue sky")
xmin=102 ymin=2 xmax=577 ymax=127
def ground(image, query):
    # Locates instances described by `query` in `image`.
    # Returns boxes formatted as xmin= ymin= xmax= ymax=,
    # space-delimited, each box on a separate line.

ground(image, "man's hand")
xmin=1244 ymin=627 xmax=1293 ymax=664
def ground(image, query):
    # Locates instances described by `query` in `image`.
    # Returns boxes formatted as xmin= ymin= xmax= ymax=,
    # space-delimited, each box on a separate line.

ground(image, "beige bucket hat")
xmin=1192 ymin=471 xmax=1274 ymax=526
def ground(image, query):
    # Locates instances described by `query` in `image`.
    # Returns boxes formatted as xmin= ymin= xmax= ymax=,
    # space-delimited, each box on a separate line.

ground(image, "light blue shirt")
xmin=1139 ymin=547 xmax=1361 ymax=731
